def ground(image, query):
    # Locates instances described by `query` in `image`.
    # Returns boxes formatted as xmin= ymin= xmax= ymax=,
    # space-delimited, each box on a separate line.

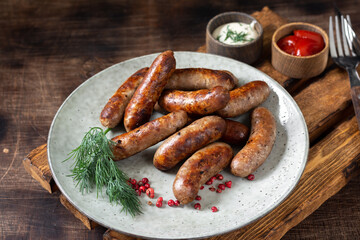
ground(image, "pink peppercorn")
xmin=247 ymin=174 xmax=255 ymax=181
xmin=194 ymin=203 xmax=201 ymax=210
xmin=225 ymin=181 xmax=232 ymax=188
xmin=211 ymin=206 xmax=218 ymax=212
xmin=168 ymin=199 xmax=175 ymax=206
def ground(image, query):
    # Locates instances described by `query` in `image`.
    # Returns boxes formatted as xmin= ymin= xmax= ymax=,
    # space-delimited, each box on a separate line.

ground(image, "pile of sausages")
xmin=100 ymin=50 xmax=276 ymax=205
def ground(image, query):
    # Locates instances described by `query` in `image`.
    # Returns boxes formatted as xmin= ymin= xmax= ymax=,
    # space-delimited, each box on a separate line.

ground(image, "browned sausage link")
xmin=173 ymin=142 xmax=233 ymax=204
xmin=153 ymin=116 xmax=226 ymax=170
xmin=217 ymin=81 xmax=270 ymax=118
xmin=112 ymin=110 xmax=188 ymax=161
xmin=153 ymin=102 xmax=168 ymax=115
xmin=100 ymin=67 xmax=149 ymax=128
xmin=158 ymin=86 xmax=230 ymax=115
xmin=220 ymin=119 xmax=250 ymax=145
xmin=166 ymin=68 xmax=236 ymax=91
xmin=124 ymin=50 xmax=176 ymax=132
xmin=230 ymin=107 xmax=276 ymax=177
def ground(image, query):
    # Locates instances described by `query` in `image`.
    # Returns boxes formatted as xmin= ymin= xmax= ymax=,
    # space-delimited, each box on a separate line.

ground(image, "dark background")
xmin=0 ymin=0 xmax=359 ymax=239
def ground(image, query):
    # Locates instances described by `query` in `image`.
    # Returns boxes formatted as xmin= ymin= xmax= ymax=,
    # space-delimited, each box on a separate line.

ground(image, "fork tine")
xmin=335 ymin=16 xmax=344 ymax=57
xmin=346 ymin=15 xmax=351 ymax=25
xmin=346 ymin=15 xmax=357 ymax=40
xmin=341 ymin=15 xmax=350 ymax=56
xmin=329 ymin=16 xmax=338 ymax=57
xmin=346 ymin=15 xmax=356 ymax=56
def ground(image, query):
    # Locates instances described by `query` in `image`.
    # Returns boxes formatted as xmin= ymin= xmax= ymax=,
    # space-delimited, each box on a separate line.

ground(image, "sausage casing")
xmin=221 ymin=119 xmax=250 ymax=145
xmin=230 ymin=107 xmax=276 ymax=177
xmin=112 ymin=110 xmax=188 ymax=161
xmin=153 ymin=116 xmax=226 ymax=170
xmin=100 ymin=67 xmax=149 ymax=128
xmin=217 ymin=81 xmax=270 ymax=118
xmin=166 ymin=68 xmax=236 ymax=91
xmin=124 ymin=50 xmax=176 ymax=131
xmin=158 ymin=86 xmax=230 ymax=115
xmin=173 ymin=142 xmax=233 ymax=204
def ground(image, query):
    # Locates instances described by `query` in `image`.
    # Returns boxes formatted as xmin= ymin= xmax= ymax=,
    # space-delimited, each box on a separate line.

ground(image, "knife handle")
xmin=350 ymin=86 xmax=360 ymax=131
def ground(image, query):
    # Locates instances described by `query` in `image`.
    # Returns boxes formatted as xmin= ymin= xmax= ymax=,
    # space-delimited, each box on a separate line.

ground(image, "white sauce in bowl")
xmin=212 ymin=21 xmax=258 ymax=45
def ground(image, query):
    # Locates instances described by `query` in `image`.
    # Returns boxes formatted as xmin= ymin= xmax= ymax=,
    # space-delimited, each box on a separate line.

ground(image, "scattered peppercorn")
xmin=247 ymin=174 xmax=255 ymax=181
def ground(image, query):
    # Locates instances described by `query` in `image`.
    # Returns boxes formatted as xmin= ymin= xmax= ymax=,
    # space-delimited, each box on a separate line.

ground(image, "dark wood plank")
xmin=294 ymin=67 xmax=354 ymax=142
xmin=1 ymin=0 xmax=360 ymax=239
xmin=23 ymin=144 xmax=57 ymax=193
xmin=283 ymin=173 xmax=360 ymax=239
xmin=59 ymin=194 xmax=98 ymax=230
xmin=103 ymin=229 xmax=142 ymax=240
xmin=350 ymin=86 xmax=360 ymax=131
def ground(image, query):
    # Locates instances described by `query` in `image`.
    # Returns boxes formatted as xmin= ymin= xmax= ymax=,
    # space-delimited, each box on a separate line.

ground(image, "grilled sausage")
xmin=231 ymin=107 xmax=276 ymax=177
xmin=112 ymin=110 xmax=188 ymax=161
xmin=220 ymin=119 xmax=250 ymax=145
xmin=166 ymin=68 xmax=236 ymax=91
xmin=173 ymin=142 xmax=233 ymax=204
xmin=153 ymin=102 xmax=168 ymax=115
xmin=124 ymin=50 xmax=176 ymax=132
xmin=100 ymin=67 xmax=149 ymax=128
xmin=217 ymin=81 xmax=270 ymax=118
xmin=153 ymin=116 xmax=226 ymax=170
xmin=102 ymin=67 xmax=236 ymax=123
xmin=158 ymin=86 xmax=230 ymax=115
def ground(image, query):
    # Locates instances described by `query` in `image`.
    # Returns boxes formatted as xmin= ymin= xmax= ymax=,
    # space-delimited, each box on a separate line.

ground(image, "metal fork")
xmin=329 ymin=15 xmax=360 ymax=130
xmin=333 ymin=4 xmax=360 ymax=56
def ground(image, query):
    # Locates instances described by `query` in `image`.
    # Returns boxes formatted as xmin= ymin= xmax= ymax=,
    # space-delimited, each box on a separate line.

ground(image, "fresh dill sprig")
xmin=225 ymin=25 xmax=249 ymax=43
xmin=66 ymin=127 xmax=142 ymax=217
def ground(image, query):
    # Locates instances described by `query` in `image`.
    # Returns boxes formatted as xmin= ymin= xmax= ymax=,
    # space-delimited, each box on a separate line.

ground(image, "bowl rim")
xmin=206 ymin=11 xmax=264 ymax=48
xmin=272 ymin=22 xmax=329 ymax=59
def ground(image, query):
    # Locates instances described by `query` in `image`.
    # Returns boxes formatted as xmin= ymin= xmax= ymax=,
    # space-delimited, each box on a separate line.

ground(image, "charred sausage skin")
xmin=101 ymin=67 xmax=237 ymax=125
xmin=153 ymin=116 xmax=226 ymax=171
xmin=100 ymin=67 xmax=149 ymax=128
xmin=158 ymin=86 xmax=230 ymax=115
xmin=112 ymin=110 xmax=188 ymax=161
xmin=230 ymin=107 xmax=276 ymax=177
xmin=217 ymin=81 xmax=270 ymax=118
xmin=220 ymin=119 xmax=250 ymax=145
xmin=173 ymin=142 xmax=233 ymax=204
xmin=124 ymin=50 xmax=176 ymax=132
xmin=165 ymin=68 xmax=236 ymax=91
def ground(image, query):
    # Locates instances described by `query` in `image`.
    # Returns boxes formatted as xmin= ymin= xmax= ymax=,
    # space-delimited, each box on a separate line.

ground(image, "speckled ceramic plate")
xmin=48 ymin=52 xmax=309 ymax=240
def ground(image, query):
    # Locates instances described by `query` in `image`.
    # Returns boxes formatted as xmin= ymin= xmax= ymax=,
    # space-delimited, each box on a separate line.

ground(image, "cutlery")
xmin=333 ymin=4 xmax=360 ymax=56
xmin=329 ymin=15 xmax=360 ymax=130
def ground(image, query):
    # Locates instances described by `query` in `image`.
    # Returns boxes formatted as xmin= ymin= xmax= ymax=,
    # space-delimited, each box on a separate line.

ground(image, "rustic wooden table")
xmin=1 ymin=0 xmax=360 ymax=239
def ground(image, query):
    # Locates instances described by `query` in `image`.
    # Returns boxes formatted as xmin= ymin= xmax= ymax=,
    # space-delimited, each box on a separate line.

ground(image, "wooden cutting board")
xmin=23 ymin=6 xmax=360 ymax=240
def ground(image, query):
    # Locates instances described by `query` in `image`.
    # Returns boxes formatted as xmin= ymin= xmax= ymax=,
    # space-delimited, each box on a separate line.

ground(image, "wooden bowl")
xmin=206 ymin=12 xmax=263 ymax=65
xmin=271 ymin=22 xmax=329 ymax=79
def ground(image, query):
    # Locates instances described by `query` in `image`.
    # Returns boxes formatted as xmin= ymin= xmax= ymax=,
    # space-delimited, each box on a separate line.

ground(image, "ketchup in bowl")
xmin=277 ymin=30 xmax=325 ymax=56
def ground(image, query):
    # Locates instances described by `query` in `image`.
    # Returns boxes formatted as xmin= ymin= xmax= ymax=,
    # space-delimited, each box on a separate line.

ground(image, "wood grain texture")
xmin=1 ymin=0 xmax=360 ymax=239
xmin=350 ymin=86 xmax=360 ymax=131
xmin=23 ymin=144 xmax=57 ymax=193
xmin=59 ymin=194 xmax=99 ymax=230
xmin=294 ymin=67 xmax=354 ymax=142
xmin=283 ymin=173 xmax=360 ymax=239
xmin=103 ymin=229 xmax=142 ymax=240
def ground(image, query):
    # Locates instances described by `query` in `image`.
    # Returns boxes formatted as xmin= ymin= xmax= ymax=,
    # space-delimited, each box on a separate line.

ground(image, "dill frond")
xmin=65 ymin=127 xmax=142 ymax=217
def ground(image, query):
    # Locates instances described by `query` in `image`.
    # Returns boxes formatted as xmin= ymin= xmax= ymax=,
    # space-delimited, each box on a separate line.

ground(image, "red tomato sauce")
xmin=277 ymin=30 xmax=325 ymax=56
